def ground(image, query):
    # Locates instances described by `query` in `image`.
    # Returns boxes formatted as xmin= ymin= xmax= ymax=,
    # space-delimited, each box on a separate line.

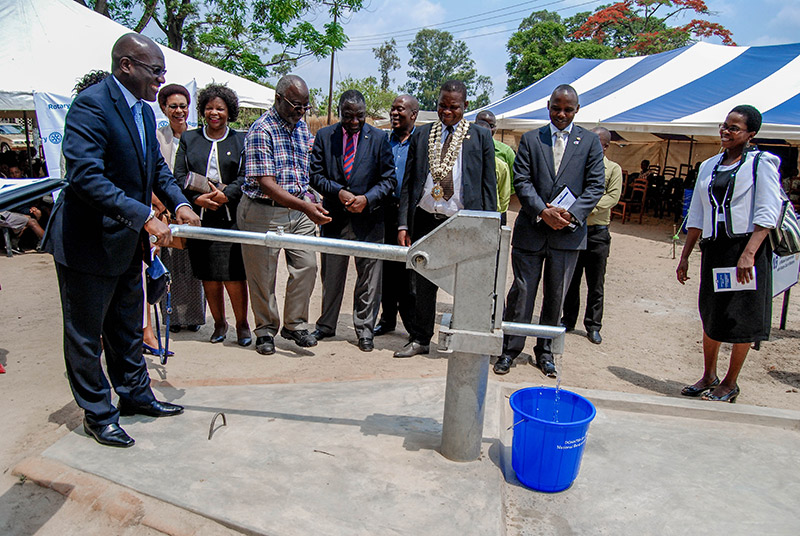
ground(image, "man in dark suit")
xmin=43 ymin=34 xmax=200 ymax=447
xmin=493 ymin=84 xmax=604 ymax=377
xmin=395 ymin=80 xmax=497 ymax=358
xmin=310 ymin=90 xmax=396 ymax=352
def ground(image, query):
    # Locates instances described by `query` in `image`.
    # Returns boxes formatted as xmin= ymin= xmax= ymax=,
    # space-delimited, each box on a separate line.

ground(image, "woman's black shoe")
xmin=187 ymin=324 xmax=202 ymax=332
xmin=210 ymin=323 xmax=228 ymax=343
xmin=703 ymin=385 xmax=740 ymax=403
xmin=169 ymin=325 xmax=182 ymax=333
xmin=681 ymin=377 xmax=720 ymax=397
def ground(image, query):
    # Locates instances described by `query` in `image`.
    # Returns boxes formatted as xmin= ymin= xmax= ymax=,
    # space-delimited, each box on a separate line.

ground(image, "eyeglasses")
xmin=167 ymin=103 xmax=188 ymax=110
xmin=126 ymin=56 xmax=167 ymax=77
xmin=277 ymin=93 xmax=311 ymax=113
xmin=719 ymin=123 xmax=744 ymax=134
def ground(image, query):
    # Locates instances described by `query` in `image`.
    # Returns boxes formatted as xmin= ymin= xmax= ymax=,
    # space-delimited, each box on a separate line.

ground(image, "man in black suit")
xmin=395 ymin=80 xmax=497 ymax=358
xmin=494 ymin=84 xmax=604 ymax=377
xmin=43 ymin=34 xmax=200 ymax=447
xmin=310 ymin=90 xmax=396 ymax=352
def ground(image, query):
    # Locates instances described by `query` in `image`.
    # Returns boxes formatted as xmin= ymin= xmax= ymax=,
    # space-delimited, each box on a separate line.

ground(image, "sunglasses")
xmin=167 ymin=103 xmax=189 ymax=110
xmin=277 ymin=93 xmax=311 ymax=113
xmin=126 ymin=56 xmax=167 ymax=77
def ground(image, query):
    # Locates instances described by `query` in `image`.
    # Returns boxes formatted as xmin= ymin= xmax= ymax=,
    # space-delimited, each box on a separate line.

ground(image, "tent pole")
xmin=688 ymin=136 xmax=695 ymax=169
xmin=23 ymin=111 xmax=33 ymax=177
xmin=663 ymin=138 xmax=671 ymax=171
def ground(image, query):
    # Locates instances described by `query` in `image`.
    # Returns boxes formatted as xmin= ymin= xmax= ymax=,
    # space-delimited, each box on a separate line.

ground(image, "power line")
xmin=344 ymin=0 xmax=603 ymax=51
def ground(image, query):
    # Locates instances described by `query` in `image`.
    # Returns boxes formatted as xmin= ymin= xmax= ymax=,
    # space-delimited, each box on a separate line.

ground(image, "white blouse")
xmin=686 ymin=150 xmax=782 ymax=239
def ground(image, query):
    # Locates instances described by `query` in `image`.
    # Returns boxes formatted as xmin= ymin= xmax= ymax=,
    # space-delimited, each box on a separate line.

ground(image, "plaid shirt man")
xmin=243 ymin=107 xmax=312 ymax=199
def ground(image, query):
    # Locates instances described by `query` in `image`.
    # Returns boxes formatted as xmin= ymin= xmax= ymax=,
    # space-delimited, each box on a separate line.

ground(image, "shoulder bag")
xmin=753 ymin=152 xmax=800 ymax=256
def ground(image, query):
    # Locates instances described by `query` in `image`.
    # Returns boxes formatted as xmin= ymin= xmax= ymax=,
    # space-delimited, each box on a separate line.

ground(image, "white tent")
xmin=0 ymin=0 xmax=274 ymax=111
xmin=469 ymin=42 xmax=800 ymax=141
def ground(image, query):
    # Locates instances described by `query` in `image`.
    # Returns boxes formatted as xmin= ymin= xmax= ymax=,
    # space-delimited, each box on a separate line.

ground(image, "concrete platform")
xmin=36 ymin=379 xmax=800 ymax=535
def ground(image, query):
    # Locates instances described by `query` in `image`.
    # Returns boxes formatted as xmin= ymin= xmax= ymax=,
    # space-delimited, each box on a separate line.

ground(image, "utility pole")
xmin=326 ymin=8 xmax=338 ymax=125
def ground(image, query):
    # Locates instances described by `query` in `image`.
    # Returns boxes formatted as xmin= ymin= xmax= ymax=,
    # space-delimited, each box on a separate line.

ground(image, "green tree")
xmin=572 ymin=0 xmax=735 ymax=56
xmin=505 ymin=11 xmax=615 ymax=95
xmin=402 ymin=29 xmax=492 ymax=111
xmin=315 ymin=76 xmax=396 ymax=118
xmin=77 ymin=0 xmax=365 ymax=84
xmin=372 ymin=38 xmax=400 ymax=91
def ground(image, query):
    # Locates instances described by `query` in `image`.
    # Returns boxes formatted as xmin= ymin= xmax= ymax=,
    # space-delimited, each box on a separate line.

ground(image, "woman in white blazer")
xmin=676 ymin=105 xmax=782 ymax=403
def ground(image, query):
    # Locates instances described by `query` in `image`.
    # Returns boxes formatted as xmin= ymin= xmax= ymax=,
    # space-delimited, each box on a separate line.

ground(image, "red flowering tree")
xmin=572 ymin=0 xmax=735 ymax=56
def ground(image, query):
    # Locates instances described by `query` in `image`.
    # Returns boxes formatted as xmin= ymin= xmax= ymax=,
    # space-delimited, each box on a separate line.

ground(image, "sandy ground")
xmin=1 ymin=202 xmax=798 ymax=534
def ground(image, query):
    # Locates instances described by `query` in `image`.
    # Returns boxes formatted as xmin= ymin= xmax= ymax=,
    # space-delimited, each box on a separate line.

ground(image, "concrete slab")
xmin=42 ymin=379 xmax=505 ymax=536
xmin=499 ymin=385 xmax=800 ymax=535
xmin=36 ymin=379 xmax=800 ymax=535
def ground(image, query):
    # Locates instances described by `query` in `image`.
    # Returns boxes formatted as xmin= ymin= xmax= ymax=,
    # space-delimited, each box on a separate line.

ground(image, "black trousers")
xmin=501 ymin=244 xmax=579 ymax=361
xmin=56 ymin=260 xmax=156 ymax=426
xmin=377 ymin=199 xmax=413 ymax=330
xmin=406 ymin=208 xmax=448 ymax=345
xmin=561 ymin=225 xmax=611 ymax=332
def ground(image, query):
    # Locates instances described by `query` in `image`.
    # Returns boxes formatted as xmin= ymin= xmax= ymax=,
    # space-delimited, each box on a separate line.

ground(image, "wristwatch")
xmin=145 ymin=207 xmax=156 ymax=224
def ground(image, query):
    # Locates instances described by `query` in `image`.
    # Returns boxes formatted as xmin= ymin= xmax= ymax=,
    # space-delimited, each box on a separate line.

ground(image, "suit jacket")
xmin=174 ymin=127 xmax=245 ymax=225
xmin=398 ymin=122 xmax=497 ymax=237
xmin=310 ymin=122 xmax=396 ymax=242
xmin=156 ymin=124 xmax=179 ymax=171
xmin=43 ymin=76 xmax=188 ymax=276
xmin=512 ymin=124 xmax=605 ymax=251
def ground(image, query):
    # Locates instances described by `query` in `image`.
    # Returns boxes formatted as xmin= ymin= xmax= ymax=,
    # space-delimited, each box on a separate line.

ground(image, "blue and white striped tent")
xmin=471 ymin=42 xmax=800 ymax=141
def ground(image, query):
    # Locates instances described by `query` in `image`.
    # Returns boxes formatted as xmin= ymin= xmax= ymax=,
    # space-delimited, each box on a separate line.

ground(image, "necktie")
xmin=440 ymin=125 xmax=455 ymax=201
xmin=132 ymin=101 xmax=146 ymax=156
xmin=553 ymin=130 xmax=567 ymax=174
xmin=343 ymin=133 xmax=356 ymax=181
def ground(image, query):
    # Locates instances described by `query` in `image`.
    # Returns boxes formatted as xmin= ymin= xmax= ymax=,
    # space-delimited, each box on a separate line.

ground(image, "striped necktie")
xmin=132 ymin=101 xmax=146 ymax=155
xmin=440 ymin=125 xmax=455 ymax=200
xmin=343 ymin=133 xmax=356 ymax=181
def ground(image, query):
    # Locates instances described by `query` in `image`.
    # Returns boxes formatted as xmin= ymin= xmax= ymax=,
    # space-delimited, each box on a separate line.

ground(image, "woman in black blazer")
xmin=174 ymin=84 xmax=251 ymax=346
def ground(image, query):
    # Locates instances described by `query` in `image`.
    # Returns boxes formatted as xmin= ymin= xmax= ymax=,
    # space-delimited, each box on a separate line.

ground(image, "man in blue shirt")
xmin=374 ymin=94 xmax=418 ymax=337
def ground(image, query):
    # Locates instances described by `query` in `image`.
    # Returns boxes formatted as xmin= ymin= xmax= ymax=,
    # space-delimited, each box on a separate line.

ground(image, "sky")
xmin=276 ymin=0 xmax=800 ymax=106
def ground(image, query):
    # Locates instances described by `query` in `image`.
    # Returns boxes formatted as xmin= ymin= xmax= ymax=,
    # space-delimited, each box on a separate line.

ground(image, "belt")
xmin=250 ymin=196 xmax=282 ymax=207
xmin=588 ymin=225 xmax=608 ymax=230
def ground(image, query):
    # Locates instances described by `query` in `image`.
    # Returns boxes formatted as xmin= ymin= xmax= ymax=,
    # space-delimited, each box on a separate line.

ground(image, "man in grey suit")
xmin=494 ymin=84 xmax=604 ymax=377
xmin=310 ymin=90 xmax=396 ymax=352
xmin=395 ymin=79 xmax=497 ymax=358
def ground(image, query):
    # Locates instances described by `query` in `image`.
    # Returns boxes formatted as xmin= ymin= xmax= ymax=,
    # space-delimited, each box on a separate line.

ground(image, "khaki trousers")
xmin=237 ymin=196 xmax=317 ymax=337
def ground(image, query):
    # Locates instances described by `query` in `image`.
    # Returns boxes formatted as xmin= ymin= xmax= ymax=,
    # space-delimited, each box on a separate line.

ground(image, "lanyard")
xmin=707 ymin=152 xmax=748 ymax=238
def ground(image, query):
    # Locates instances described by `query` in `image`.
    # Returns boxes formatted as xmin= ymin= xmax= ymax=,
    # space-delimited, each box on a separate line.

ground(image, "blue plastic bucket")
xmin=509 ymin=387 xmax=596 ymax=492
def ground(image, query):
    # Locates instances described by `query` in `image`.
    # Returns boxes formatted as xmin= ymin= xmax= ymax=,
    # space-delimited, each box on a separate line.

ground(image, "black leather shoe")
xmin=358 ymin=337 xmax=374 ymax=352
xmin=373 ymin=322 xmax=395 ymax=336
xmin=256 ymin=335 xmax=275 ymax=355
xmin=587 ymin=330 xmax=602 ymax=344
xmin=536 ymin=356 xmax=557 ymax=378
xmin=311 ymin=329 xmax=335 ymax=341
xmin=83 ymin=419 xmax=135 ymax=448
xmin=493 ymin=355 xmax=513 ymax=375
xmin=560 ymin=323 xmax=575 ymax=333
xmin=119 ymin=399 xmax=184 ymax=418
xmin=187 ymin=324 xmax=202 ymax=332
xmin=281 ymin=327 xmax=317 ymax=347
xmin=169 ymin=325 xmax=182 ymax=333
xmin=210 ymin=323 xmax=228 ymax=343
xmin=393 ymin=341 xmax=429 ymax=358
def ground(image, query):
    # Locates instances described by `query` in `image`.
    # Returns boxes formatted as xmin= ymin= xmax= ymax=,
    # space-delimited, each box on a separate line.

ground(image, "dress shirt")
xmin=243 ymin=107 xmax=312 ymax=199
xmin=587 ymin=156 xmax=623 ymax=226
xmin=112 ymin=76 xmax=190 ymax=215
xmin=686 ymin=150 xmax=782 ymax=238
xmin=389 ymin=127 xmax=414 ymax=199
xmin=419 ymin=121 xmax=465 ymax=217
xmin=549 ymin=122 xmax=574 ymax=144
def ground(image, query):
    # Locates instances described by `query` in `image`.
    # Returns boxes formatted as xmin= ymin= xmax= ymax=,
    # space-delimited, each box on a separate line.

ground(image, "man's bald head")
xmin=592 ymin=126 xmax=611 ymax=148
xmin=551 ymin=84 xmax=579 ymax=104
xmin=111 ymin=33 xmax=162 ymax=73
xmin=274 ymin=74 xmax=310 ymax=127
xmin=476 ymin=110 xmax=497 ymax=132
xmin=111 ymin=33 xmax=165 ymax=101
xmin=275 ymin=74 xmax=308 ymax=96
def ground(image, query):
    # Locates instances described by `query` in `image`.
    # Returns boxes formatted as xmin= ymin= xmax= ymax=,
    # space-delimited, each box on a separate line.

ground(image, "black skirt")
xmin=698 ymin=233 xmax=772 ymax=343
xmin=187 ymin=206 xmax=246 ymax=282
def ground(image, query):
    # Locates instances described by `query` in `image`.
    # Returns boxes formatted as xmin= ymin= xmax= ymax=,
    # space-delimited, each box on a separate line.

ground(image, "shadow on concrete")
xmin=47 ymin=400 xmax=82 ymax=430
xmin=0 ymin=347 xmax=7 ymax=367
xmin=770 ymin=327 xmax=800 ymax=341
xmin=0 ymin=480 xmax=66 ymax=536
xmin=607 ymin=366 xmax=685 ymax=397
xmin=181 ymin=404 xmax=447 ymax=452
xmin=767 ymin=369 xmax=800 ymax=389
